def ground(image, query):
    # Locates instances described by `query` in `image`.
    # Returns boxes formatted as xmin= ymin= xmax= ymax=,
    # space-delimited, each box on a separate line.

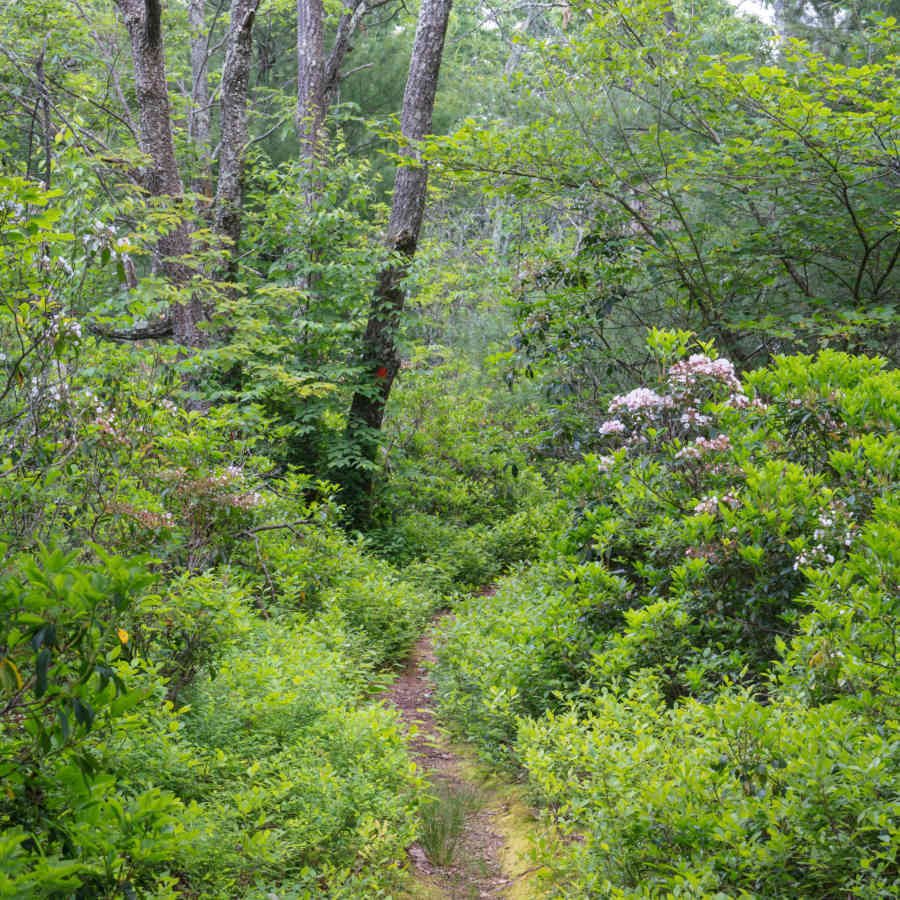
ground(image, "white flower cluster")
xmin=609 ymin=387 xmax=674 ymax=414
xmin=113 ymin=501 xmax=175 ymax=529
xmin=694 ymin=492 xmax=741 ymax=515
xmin=2 ymin=200 xmax=26 ymax=219
xmin=42 ymin=381 xmax=68 ymax=403
xmin=82 ymin=219 xmax=129 ymax=255
xmin=793 ymin=506 xmax=859 ymax=571
xmin=228 ymin=491 xmax=261 ymax=509
xmin=793 ymin=546 xmax=836 ymax=570
xmin=668 ymin=354 xmax=742 ymax=392
xmin=597 ymin=418 xmax=626 ymax=436
xmin=676 ymin=433 xmax=731 ymax=459
xmin=49 ymin=312 xmax=82 ymax=340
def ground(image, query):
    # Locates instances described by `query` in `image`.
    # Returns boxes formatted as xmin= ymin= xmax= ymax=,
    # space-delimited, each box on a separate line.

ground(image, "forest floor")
xmin=382 ymin=611 xmax=542 ymax=900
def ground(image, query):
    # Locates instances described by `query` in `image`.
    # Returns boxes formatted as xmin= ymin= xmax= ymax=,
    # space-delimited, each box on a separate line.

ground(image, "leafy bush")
xmin=432 ymin=561 xmax=623 ymax=760
xmin=0 ymin=176 xmax=435 ymax=895
xmin=0 ymin=545 xmax=197 ymax=899
xmin=172 ymin=613 xmax=421 ymax=898
xmin=433 ymin=335 xmax=900 ymax=898
xmin=519 ymin=678 xmax=900 ymax=899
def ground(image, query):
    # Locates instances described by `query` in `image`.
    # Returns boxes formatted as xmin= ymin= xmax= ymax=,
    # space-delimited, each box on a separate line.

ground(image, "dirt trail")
xmin=381 ymin=615 xmax=538 ymax=900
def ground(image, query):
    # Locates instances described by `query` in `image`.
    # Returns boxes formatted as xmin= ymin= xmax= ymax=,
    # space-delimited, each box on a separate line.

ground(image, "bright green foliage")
xmin=0 ymin=547 xmax=192 ymax=900
xmin=208 ymin=150 xmax=393 ymax=479
xmin=433 ymin=562 xmax=621 ymax=762
xmin=170 ymin=610 xmax=422 ymax=898
xmin=3 ymin=0 xmax=900 ymax=895
xmin=0 ymin=172 xmax=438 ymax=897
xmin=430 ymin=0 xmax=900 ymax=437
xmin=433 ymin=336 xmax=900 ymax=897
xmin=520 ymin=682 xmax=900 ymax=898
xmin=245 ymin=525 xmax=436 ymax=665
xmin=370 ymin=352 xmax=563 ymax=590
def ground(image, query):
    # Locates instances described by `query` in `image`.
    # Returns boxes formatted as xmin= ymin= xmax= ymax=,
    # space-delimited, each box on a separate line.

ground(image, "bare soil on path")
xmin=380 ymin=615 xmax=539 ymax=900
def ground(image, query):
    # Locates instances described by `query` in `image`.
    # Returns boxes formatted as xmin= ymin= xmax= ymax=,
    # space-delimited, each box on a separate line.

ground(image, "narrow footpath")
xmin=381 ymin=615 xmax=539 ymax=900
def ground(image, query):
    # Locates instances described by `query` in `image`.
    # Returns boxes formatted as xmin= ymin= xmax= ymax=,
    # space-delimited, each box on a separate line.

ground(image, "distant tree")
xmin=771 ymin=0 xmax=900 ymax=55
xmin=429 ymin=0 xmax=900 ymax=410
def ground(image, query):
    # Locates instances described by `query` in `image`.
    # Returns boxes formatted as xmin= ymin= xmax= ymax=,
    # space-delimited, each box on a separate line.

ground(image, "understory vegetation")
xmin=433 ymin=339 xmax=900 ymax=898
xmin=3 ymin=0 xmax=900 ymax=897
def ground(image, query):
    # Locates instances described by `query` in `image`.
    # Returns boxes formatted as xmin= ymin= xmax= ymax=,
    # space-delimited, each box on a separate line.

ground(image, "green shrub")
xmin=432 ymin=338 xmax=900 ymax=899
xmin=169 ymin=607 xmax=421 ymax=897
xmin=519 ymin=680 xmax=900 ymax=898
xmin=432 ymin=561 xmax=625 ymax=760
xmin=246 ymin=525 xmax=435 ymax=666
xmin=0 ymin=546 xmax=197 ymax=899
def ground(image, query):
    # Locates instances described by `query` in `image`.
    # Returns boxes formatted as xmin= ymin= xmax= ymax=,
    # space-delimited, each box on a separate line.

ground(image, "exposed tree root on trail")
xmin=381 ymin=614 xmax=541 ymax=900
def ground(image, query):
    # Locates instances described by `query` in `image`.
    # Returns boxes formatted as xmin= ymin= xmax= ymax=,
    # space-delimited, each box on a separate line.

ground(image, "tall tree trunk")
xmin=113 ymin=0 xmax=206 ymax=348
xmin=188 ymin=0 xmax=214 ymax=199
xmin=343 ymin=0 xmax=452 ymax=523
xmin=215 ymin=0 xmax=261 ymax=270
xmin=296 ymin=0 xmax=326 ymax=163
xmin=296 ymin=0 xmax=371 ymax=168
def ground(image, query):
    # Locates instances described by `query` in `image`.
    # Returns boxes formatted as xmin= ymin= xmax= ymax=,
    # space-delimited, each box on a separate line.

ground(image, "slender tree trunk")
xmin=343 ymin=0 xmax=452 ymax=523
xmin=36 ymin=40 xmax=52 ymax=189
xmin=296 ymin=0 xmax=370 ymax=169
xmin=296 ymin=0 xmax=326 ymax=162
xmin=114 ymin=0 xmax=206 ymax=347
xmin=215 ymin=0 xmax=261 ymax=270
xmin=773 ymin=0 xmax=789 ymax=47
xmin=504 ymin=5 xmax=539 ymax=78
xmin=189 ymin=0 xmax=214 ymax=198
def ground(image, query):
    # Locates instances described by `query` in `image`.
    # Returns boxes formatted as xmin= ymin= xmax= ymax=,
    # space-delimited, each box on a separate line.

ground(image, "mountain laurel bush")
xmin=435 ymin=334 xmax=900 ymax=898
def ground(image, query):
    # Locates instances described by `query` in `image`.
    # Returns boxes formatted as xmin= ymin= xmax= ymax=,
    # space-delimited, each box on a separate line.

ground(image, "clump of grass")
xmin=419 ymin=778 xmax=482 ymax=866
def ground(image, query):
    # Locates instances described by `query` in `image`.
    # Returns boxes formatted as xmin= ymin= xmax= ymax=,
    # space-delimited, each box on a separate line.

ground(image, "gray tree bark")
xmin=296 ymin=0 xmax=326 ymax=162
xmin=343 ymin=0 xmax=452 ymax=521
xmin=113 ymin=0 xmax=206 ymax=348
xmin=296 ymin=0 xmax=378 ymax=165
xmin=215 ymin=0 xmax=261 ymax=269
xmin=189 ymin=0 xmax=214 ymax=196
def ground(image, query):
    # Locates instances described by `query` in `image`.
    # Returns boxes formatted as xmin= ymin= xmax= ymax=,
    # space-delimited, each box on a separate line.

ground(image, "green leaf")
xmin=35 ymin=648 xmax=50 ymax=699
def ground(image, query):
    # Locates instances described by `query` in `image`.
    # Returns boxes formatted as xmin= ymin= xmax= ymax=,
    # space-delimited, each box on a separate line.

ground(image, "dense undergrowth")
xmin=4 ymin=168 xmax=900 ymax=900
xmin=368 ymin=351 xmax=565 ymax=593
xmin=433 ymin=333 xmax=900 ymax=898
xmin=0 ymin=169 xmax=557 ymax=898
xmin=0 ymin=331 xmax=437 ymax=896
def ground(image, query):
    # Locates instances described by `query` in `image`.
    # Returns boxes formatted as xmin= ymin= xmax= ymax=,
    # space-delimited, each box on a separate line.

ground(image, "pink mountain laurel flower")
xmin=609 ymin=387 xmax=674 ymax=415
xmin=598 ymin=419 xmax=627 ymax=436
xmin=727 ymin=392 xmax=769 ymax=412
xmin=667 ymin=354 xmax=742 ymax=392
xmin=679 ymin=407 xmax=711 ymax=428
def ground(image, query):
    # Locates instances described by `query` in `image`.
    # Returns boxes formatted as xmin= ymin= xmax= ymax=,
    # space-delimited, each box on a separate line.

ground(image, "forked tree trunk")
xmin=113 ymin=0 xmax=206 ymax=347
xmin=296 ymin=0 xmax=372 ymax=169
xmin=114 ymin=0 xmax=260 ymax=344
xmin=343 ymin=0 xmax=452 ymax=522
